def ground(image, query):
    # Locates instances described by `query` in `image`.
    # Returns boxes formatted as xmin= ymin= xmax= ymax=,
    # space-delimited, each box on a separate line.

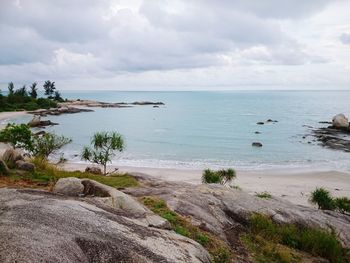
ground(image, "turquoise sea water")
xmin=8 ymin=90 xmax=350 ymax=171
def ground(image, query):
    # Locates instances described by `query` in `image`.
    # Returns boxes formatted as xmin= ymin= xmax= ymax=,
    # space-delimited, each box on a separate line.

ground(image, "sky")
xmin=0 ymin=0 xmax=350 ymax=90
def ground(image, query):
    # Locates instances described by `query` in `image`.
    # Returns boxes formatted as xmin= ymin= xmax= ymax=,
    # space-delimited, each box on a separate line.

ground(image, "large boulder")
xmin=0 ymin=188 xmax=210 ymax=263
xmin=85 ymin=166 xmax=102 ymax=175
xmin=2 ymin=148 xmax=24 ymax=168
xmin=27 ymin=115 xmax=41 ymax=127
xmin=0 ymin=160 xmax=10 ymax=176
xmin=332 ymin=114 xmax=349 ymax=129
xmin=53 ymin=177 xmax=84 ymax=196
xmin=15 ymin=160 xmax=35 ymax=172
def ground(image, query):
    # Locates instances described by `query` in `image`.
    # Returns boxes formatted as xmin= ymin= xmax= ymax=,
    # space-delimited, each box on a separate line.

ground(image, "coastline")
xmin=61 ymin=162 xmax=350 ymax=207
xmin=0 ymin=111 xmax=28 ymax=121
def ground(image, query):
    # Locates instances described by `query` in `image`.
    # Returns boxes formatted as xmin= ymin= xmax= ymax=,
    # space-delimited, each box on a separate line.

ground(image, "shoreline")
xmin=0 ymin=111 xmax=28 ymax=121
xmin=61 ymin=162 xmax=350 ymax=207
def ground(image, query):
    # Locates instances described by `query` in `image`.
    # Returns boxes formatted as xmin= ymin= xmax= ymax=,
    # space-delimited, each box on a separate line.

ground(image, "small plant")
xmin=334 ymin=197 xmax=350 ymax=214
xmin=81 ymin=131 xmax=125 ymax=175
xmin=0 ymin=123 xmax=32 ymax=149
xmin=202 ymin=168 xmax=236 ymax=185
xmin=255 ymin=191 xmax=272 ymax=199
xmin=310 ymin=187 xmax=335 ymax=210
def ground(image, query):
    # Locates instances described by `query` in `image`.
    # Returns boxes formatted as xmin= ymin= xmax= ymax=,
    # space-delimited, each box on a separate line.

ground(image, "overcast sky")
xmin=0 ymin=0 xmax=350 ymax=90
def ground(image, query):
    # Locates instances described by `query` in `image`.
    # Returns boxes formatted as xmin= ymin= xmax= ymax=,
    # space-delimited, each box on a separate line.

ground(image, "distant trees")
xmin=29 ymin=82 xmax=38 ymax=99
xmin=81 ymin=132 xmax=125 ymax=175
xmin=43 ymin=80 xmax=56 ymax=99
xmin=8 ymin=82 xmax=14 ymax=95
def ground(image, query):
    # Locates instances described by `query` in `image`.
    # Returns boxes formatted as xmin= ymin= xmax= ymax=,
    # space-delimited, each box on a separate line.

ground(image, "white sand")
xmin=61 ymin=162 xmax=350 ymax=207
xmin=0 ymin=111 xmax=27 ymax=121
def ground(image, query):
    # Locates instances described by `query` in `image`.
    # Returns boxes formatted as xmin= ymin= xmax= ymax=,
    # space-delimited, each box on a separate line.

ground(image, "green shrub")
xmin=31 ymin=133 xmax=72 ymax=159
xmin=248 ymin=214 xmax=347 ymax=262
xmin=36 ymin=98 xmax=57 ymax=109
xmin=310 ymin=187 xmax=335 ymax=210
xmin=255 ymin=191 xmax=272 ymax=199
xmin=334 ymin=197 xmax=350 ymax=214
xmin=0 ymin=123 xmax=32 ymax=149
xmin=202 ymin=168 xmax=236 ymax=185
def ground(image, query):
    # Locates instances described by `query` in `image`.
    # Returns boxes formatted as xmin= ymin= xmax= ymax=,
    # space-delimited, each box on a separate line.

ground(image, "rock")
xmin=0 ymin=188 xmax=210 ymax=263
xmin=85 ymin=166 xmax=102 ymax=175
xmin=15 ymin=160 xmax=35 ymax=172
xmin=256 ymin=122 xmax=264 ymax=125
xmin=132 ymin=101 xmax=165 ymax=106
xmin=0 ymin=160 xmax=10 ymax=176
xmin=2 ymin=148 xmax=24 ymax=168
xmin=34 ymin=130 xmax=46 ymax=136
xmin=124 ymin=174 xmax=350 ymax=248
xmin=254 ymin=131 xmax=261 ymax=134
xmin=27 ymin=116 xmax=58 ymax=127
xmin=332 ymin=114 xmax=349 ymax=129
xmin=266 ymin=119 xmax=278 ymax=123
xmin=311 ymin=125 xmax=350 ymax=152
xmin=153 ymin=105 xmax=159 ymax=108
xmin=252 ymin=142 xmax=263 ymax=147
xmin=53 ymin=177 xmax=84 ymax=196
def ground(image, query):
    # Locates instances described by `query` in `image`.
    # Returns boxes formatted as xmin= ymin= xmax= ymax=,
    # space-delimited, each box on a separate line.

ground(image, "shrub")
xmin=36 ymin=98 xmax=57 ymax=109
xmin=81 ymin=132 xmax=125 ymax=175
xmin=334 ymin=197 xmax=350 ymax=214
xmin=255 ymin=191 xmax=272 ymax=199
xmin=202 ymin=168 xmax=236 ymax=185
xmin=0 ymin=123 xmax=32 ymax=149
xmin=310 ymin=187 xmax=335 ymax=210
xmin=31 ymin=133 xmax=72 ymax=159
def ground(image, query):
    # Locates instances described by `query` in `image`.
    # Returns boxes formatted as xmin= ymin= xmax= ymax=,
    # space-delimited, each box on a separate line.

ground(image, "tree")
xmin=54 ymin=90 xmax=63 ymax=102
xmin=14 ymin=85 xmax=27 ymax=97
xmin=31 ymin=133 xmax=72 ymax=159
xmin=29 ymin=82 xmax=38 ymax=98
xmin=8 ymin=82 xmax=14 ymax=95
xmin=0 ymin=123 xmax=32 ymax=149
xmin=43 ymin=80 xmax=55 ymax=98
xmin=81 ymin=132 xmax=125 ymax=175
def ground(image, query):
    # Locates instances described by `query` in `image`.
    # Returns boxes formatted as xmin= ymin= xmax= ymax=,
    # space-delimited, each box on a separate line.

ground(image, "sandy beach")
xmin=61 ymin=162 xmax=350 ymax=207
xmin=0 ymin=111 xmax=28 ymax=122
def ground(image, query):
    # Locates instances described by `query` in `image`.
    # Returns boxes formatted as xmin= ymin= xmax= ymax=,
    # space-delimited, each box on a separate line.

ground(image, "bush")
xmin=31 ymin=133 xmax=72 ymax=159
xmin=310 ymin=187 xmax=335 ymax=210
xmin=202 ymin=168 xmax=236 ymax=185
xmin=36 ymin=98 xmax=57 ymax=109
xmin=255 ymin=191 xmax=272 ymax=199
xmin=334 ymin=197 xmax=350 ymax=214
xmin=0 ymin=123 xmax=32 ymax=149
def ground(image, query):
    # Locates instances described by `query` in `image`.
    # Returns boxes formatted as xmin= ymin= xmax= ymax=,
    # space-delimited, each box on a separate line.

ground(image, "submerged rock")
xmin=252 ymin=142 xmax=263 ymax=147
xmin=256 ymin=122 xmax=264 ymax=125
xmin=0 ymin=188 xmax=210 ymax=263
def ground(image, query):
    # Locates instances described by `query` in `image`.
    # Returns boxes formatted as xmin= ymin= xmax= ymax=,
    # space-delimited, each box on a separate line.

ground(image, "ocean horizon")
xmin=7 ymin=90 xmax=350 ymax=171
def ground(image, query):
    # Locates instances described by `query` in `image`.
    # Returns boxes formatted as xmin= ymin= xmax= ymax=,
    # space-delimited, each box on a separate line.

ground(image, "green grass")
xmin=255 ymin=191 xmax=272 ymax=199
xmin=141 ymin=196 xmax=232 ymax=263
xmin=245 ymin=213 xmax=350 ymax=263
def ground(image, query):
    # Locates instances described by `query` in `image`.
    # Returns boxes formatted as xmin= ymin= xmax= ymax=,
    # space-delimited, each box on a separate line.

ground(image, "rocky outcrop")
xmin=125 ymin=173 xmax=350 ymax=248
xmin=58 ymin=100 xmax=165 ymax=108
xmin=2 ymin=148 xmax=24 ymax=168
xmin=28 ymin=107 xmax=93 ymax=117
xmin=85 ymin=166 xmax=102 ymax=175
xmin=15 ymin=160 xmax=35 ymax=172
xmin=27 ymin=116 xmax=58 ymax=127
xmin=332 ymin=113 xmax=349 ymax=129
xmin=0 ymin=188 xmax=210 ymax=263
xmin=53 ymin=177 xmax=84 ymax=196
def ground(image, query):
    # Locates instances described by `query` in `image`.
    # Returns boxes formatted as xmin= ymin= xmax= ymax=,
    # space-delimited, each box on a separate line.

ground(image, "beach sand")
xmin=61 ymin=162 xmax=350 ymax=207
xmin=0 ymin=111 xmax=28 ymax=128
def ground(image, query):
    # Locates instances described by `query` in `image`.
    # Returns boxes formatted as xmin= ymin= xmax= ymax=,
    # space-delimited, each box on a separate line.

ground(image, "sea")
xmin=7 ymin=90 xmax=350 ymax=171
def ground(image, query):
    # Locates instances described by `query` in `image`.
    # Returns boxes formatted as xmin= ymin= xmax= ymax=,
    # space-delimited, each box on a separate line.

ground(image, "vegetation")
xmin=0 ymin=80 xmax=63 ymax=112
xmin=242 ymin=213 xmax=349 ymax=263
xmin=255 ymin=191 xmax=272 ymax=199
xmin=141 ymin=196 xmax=232 ymax=263
xmin=0 ymin=157 xmax=138 ymax=189
xmin=202 ymin=168 xmax=236 ymax=185
xmin=0 ymin=123 xmax=32 ymax=149
xmin=310 ymin=187 xmax=350 ymax=214
xmin=30 ymin=133 xmax=72 ymax=159
xmin=82 ymin=132 xmax=125 ymax=175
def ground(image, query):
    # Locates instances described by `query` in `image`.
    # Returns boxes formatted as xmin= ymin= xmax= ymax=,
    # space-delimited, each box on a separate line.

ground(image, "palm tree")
xmin=43 ymin=80 xmax=55 ymax=98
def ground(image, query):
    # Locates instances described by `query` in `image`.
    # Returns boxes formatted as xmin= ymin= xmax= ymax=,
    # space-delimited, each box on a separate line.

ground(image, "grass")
xmin=255 ymin=191 xmax=272 ymax=199
xmin=243 ymin=213 xmax=350 ymax=263
xmin=0 ymin=158 xmax=138 ymax=189
xmin=141 ymin=196 xmax=232 ymax=263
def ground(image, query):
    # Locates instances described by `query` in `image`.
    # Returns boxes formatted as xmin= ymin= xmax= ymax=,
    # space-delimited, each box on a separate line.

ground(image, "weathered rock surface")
xmin=53 ymin=177 xmax=84 ymax=196
xmin=15 ymin=160 xmax=35 ymax=172
xmin=0 ymin=188 xmax=210 ymax=263
xmin=85 ymin=166 xmax=102 ymax=175
xmin=332 ymin=113 xmax=349 ymax=129
xmin=125 ymin=173 xmax=350 ymax=248
xmin=2 ymin=148 xmax=24 ymax=168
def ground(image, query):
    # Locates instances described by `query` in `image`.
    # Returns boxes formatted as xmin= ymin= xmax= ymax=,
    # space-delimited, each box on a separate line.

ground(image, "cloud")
xmin=0 ymin=0 xmax=348 ymax=89
xmin=340 ymin=33 xmax=350 ymax=44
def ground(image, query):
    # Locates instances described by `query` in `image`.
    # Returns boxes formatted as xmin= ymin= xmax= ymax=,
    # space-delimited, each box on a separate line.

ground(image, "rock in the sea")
xmin=254 ymin=131 xmax=261 ymax=134
xmin=2 ymin=148 xmax=24 ymax=168
xmin=332 ymin=113 xmax=349 ymax=129
xmin=252 ymin=142 xmax=263 ymax=147
xmin=15 ymin=160 xmax=35 ymax=172
xmin=0 ymin=188 xmax=210 ymax=263
xmin=266 ymin=119 xmax=278 ymax=123
xmin=28 ymin=116 xmax=58 ymax=127
xmin=53 ymin=177 xmax=84 ymax=196
xmin=256 ymin=122 xmax=264 ymax=125
xmin=85 ymin=166 xmax=102 ymax=175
